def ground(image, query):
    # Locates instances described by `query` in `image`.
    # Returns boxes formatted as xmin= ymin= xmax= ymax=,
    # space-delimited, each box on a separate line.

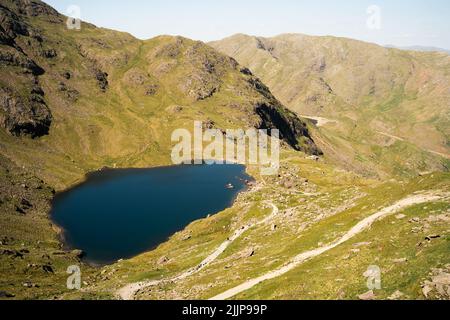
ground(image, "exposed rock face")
xmin=95 ymin=70 xmax=109 ymax=91
xmin=179 ymin=42 xmax=225 ymax=101
xmin=0 ymin=3 xmax=29 ymax=42
xmin=15 ymin=0 xmax=62 ymax=22
xmin=123 ymin=68 xmax=159 ymax=96
xmin=0 ymin=46 xmax=44 ymax=75
xmin=255 ymin=102 xmax=322 ymax=155
xmin=153 ymin=37 xmax=238 ymax=101
xmin=0 ymin=86 xmax=52 ymax=137
xmin=0 ymin=2 xmax=52 ymax=138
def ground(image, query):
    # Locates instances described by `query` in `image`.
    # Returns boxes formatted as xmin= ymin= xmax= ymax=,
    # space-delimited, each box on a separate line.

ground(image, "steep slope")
xmin=210 ymin=34 xmax=450 ymax=178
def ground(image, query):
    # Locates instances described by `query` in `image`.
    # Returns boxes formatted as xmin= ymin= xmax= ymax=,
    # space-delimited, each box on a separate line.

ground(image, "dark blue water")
xmin=51 ymin=164 xmax=251 ymax=265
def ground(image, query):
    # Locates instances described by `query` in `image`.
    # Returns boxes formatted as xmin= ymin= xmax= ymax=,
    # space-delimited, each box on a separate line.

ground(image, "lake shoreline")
xmin=49 ymin=163 xmax=255 ymax=267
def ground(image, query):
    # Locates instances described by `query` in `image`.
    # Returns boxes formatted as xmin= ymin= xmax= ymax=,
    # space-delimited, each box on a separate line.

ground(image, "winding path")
xmin=209 ymin=192 xmax=445 ymax=300
xmin=117 ymin=202 xmax=279 ymax=300
xmin=377 ymin=131 xmax=450 ymax=159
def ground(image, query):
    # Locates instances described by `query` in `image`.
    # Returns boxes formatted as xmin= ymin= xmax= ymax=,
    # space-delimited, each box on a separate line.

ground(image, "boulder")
xmin=0 ymin=47 xmax=45 ymax=75
xmin=42 ymin=264 xmax=54 ymax=274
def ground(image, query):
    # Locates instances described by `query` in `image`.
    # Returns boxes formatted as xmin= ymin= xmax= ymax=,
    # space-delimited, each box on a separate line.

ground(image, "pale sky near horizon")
xmin=44 ymin=0 xmax=450 ymax=50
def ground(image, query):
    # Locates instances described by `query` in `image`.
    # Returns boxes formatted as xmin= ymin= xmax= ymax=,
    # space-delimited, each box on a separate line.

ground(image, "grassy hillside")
xmin=210 ymin=34 xmax=450 ymax=178
xmin=0 ymin=1 xmax=449 ymax=300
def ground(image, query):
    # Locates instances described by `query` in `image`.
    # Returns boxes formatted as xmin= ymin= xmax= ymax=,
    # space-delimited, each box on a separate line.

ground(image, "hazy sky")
xmin=45 ymin=0 xmax=450 ymax=49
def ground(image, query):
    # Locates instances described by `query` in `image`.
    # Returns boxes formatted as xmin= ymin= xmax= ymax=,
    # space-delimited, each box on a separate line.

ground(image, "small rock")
xmin=157 ymin=256 xmax=169 ymax=265
xmin=425 ymin=235 xmax=441 ymax=241
xmin=181 ymin=234 xmax=192 ymax=241
xmin=241 ymin=248 xmax=255 ymax=258
xmin=422 ymin=283 xmax=433 ymax=298
xmin=388 ymin=290 xmax=404 ymax=300
xmin=392 ymin=258 xmax=408 ymax=264
xmin=71 ymin=249 xmax=84 ymax=259
xmin=15 ymin=206 xmax=26 ymax=214
xmin=358 ymin=290 xmax=376 ymax=300
xmin=42 ymin=264 xmax=54 ymax=273
xmin=0 ymin=291 xmax=15 ymax=298
xmin=395 ymin=214 xmax=406 ymax=220
xmin=62 ymin=71 xmax=72 ymax=79
xmin=23 ymin=281 xmax=38 ymax=288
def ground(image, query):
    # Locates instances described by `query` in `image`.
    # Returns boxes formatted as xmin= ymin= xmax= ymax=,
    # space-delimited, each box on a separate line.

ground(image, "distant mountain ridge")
xmin=210 ymin=33 xmax=450 ymax=177
xmin=385 ymin=45 xmax=450 ymax=55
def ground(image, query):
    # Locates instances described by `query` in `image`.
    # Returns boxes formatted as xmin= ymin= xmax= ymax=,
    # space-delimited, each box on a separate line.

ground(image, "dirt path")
xmin=117 ymin=202 xmax=279 ymax=300
xmin=377 ymin=131 xmax=405 ymax=142
xmin=209 ymin=192 xmax=445 ymax=300
xmin=427 ymin=150 xmax=450 ymax=160
xmin=377 ymin=131 xmax=450 ymax=159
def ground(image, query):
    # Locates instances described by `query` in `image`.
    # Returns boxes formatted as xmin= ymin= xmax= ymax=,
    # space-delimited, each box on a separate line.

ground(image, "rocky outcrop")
xmin=237 ymin=72 xmax=321 ymax=154
xmin=14 ymin=0 xmax=62 ymax=22
xmin=0 ymin=86 xmax=52 ymax=137
xmin=0 ymin=3 xmax=52 ymax=138
xmin=0 ymin=46 xmax=44 ymax=75
xmin=123 ymin=68 xmax=159 ymax=96
xmin=255 ymin=102 xmax=322 ymax=155
xmin=95 ymin=70 xmax=108 ymax=91
xmin=0 ymin=3 xmax=29 ymax=42
xmin=167 ymin=38 xmax=237 ymax=101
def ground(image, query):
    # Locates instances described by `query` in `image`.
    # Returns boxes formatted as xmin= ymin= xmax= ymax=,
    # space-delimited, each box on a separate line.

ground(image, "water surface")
xmin=51 ymin=164 xmax=251 ymax=265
